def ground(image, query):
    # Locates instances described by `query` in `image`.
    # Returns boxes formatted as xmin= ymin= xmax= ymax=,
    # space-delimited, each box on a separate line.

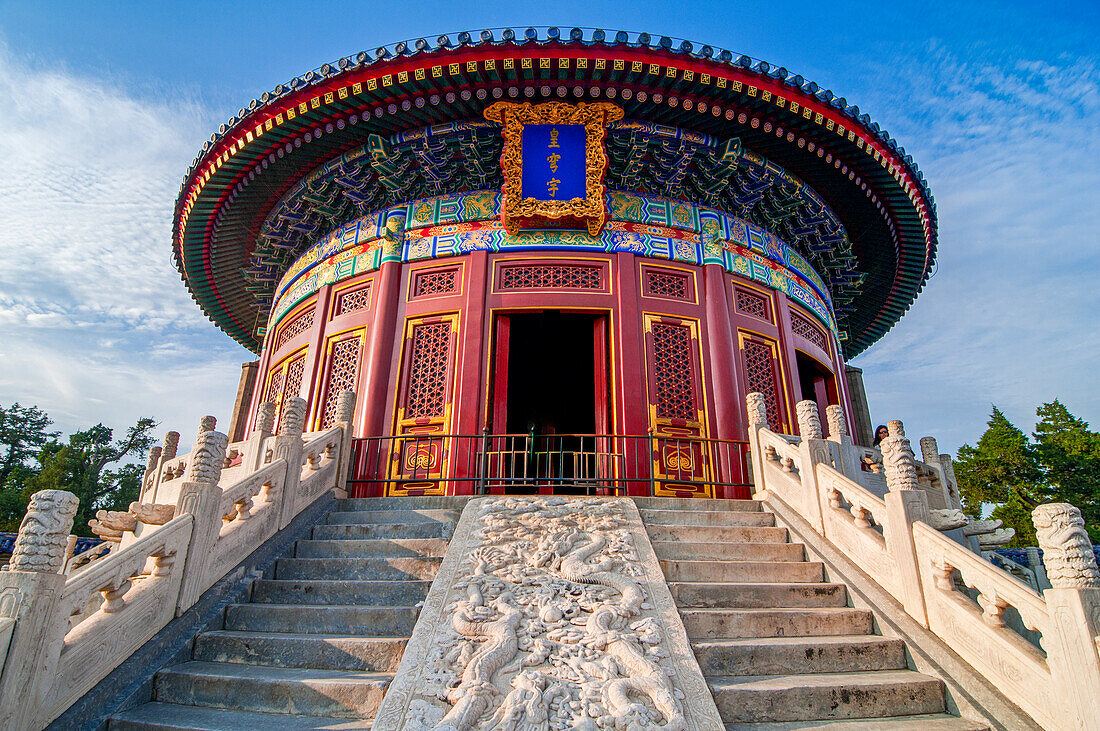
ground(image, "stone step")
xmin=192 ymin=631 xmax=407 ymax=672
xmin=109 ymin=701 xmax=373 ymax=730
xmin=275 ymin=556 xmax=441 ymax=581
xmin=153 ymin=662 xmax=390 ymax=719
xmin=326 ymin=508 xmax=460 ymax=525
xmin=662 ymin=559 xmax=821 ymax=583
xmin=225 ymin=604 xmax=419 ymax=636
xmin=709 ymin=670 xmax=945 ymax=723
xmin=295 ymin=537 xmax=448 ymax=558
xmin=311 ymin=521 xmax=451 ymax=540
xmin=724 ymin=714 xmax=988 ymax=730
xmin=336 ymin=496 xmax=470 ymax=511
xmin=640 ymin=508 xmax=776 ymax=527
xmin=682 ymin=607 xmax=874 ymax=639
xmin=632 ymin=496 xmax=762 ymax=511
xmin=252 ymin=579 xmax=431 ymax=606
xmin=647 ymin=524 xmax=788 ymax=544
xmin=694 ymin=635 xmax=907 ymax=676
xmin=670 ymin=582 xmax=848 ymax=609
xmin=653 ymin=541 xmax=803 ymax=562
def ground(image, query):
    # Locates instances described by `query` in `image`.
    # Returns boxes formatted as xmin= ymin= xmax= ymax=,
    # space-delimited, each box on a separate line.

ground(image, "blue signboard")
xmin=520 ymin=124 xmax=586 ymax=201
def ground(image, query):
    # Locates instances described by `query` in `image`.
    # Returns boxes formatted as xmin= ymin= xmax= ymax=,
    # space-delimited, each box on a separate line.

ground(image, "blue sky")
xmin=0 ymin=1 xmax=1097 ymax=455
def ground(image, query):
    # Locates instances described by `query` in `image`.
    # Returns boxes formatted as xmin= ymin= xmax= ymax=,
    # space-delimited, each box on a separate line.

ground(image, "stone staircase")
xmin=635 ymin=496 xmax=988 ymax=730
xmin=109 ymin=496 xmax=466 ymax=730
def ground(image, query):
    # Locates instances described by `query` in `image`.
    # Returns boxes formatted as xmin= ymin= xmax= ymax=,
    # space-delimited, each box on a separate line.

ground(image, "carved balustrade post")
xmin=147 ymin=430 xmax=179 ymax=504
xmin=879 ymin=420 xmax=930 ymax=626
xmin=173 ymin=420 xmax=229 ymax=615
xmin=1025 ymin=546 xmax=1050 ymax=590
xmin=274 ymin=397 xmax=307 ymax=529
xmin=0 ymin=490 xmax=80 ymax=729
xmin=824 ymin=404 xmax=862 ymax=479
xmin=249 ymin=402 xmax=277 ymax=471
xmin=1032 ymin=503 xmax=1100 ymax=727
xmin=332 ymin=390 xmax=357 ymax=500
xmin=916 ymin=436 xmax=952 ymax=510
xmin=139 ymin=445 xmax=162 ymax=503
xmin=794 ymin=400 xmax=829 ymax=532
xmin=745 ymin=393 xmax=769 ymax=499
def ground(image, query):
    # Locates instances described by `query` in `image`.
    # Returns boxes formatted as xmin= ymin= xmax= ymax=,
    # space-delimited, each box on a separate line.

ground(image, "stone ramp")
xmin=634 ymin=496 xmax=988 ymax=729
xmin=109 ymin=497 xmax=467 ymax=730
xmin=372 ymin=495 xmax=724 ymax=729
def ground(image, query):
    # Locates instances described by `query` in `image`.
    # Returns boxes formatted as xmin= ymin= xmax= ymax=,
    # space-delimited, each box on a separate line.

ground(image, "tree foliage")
xmin=955 ymin=401 xmax=1100 ymax=546
xmin=0 ymin=402 xmax=156 ymax=535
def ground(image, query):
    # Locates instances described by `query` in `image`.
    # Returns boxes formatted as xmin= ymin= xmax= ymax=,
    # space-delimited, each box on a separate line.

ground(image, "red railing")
xmin=347 ymin=433 xmax=751 ymax=498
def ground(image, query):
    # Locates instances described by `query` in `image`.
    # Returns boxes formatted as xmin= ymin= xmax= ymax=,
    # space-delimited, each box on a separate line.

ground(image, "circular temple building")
xmin=175 ymin=28 xmax=936 ymax=499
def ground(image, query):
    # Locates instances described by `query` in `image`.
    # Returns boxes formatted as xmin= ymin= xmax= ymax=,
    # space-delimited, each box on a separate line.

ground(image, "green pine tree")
xmin=954 ymin=406 xmax=1044 ymax=547
xmin=1033 ymin=400 xmax=1100 ymax=542
xmin=27 ymin=419 xmax=157 ymax=537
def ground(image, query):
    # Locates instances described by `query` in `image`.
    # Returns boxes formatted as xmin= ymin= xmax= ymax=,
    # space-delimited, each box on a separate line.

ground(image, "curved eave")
xmin=174 ymin=32 xmax=936 ymax=355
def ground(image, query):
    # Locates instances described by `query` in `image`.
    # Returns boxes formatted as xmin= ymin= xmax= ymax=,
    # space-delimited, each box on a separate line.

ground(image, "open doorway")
xmin=503 ymin=312 xmax=602 ymax=434
xmin=490 ymin=311 xmax=610 ymax=492
xmin=796 ymin=350 xmax=838 ymax=434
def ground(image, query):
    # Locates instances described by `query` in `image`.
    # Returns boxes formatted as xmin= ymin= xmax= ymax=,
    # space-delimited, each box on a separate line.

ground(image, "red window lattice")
xmin=651 ymin=323 xmax=696 ymax=422
xmin=499 ymin=264 xmax=602 ymax=290
xmin=404 ymin=322 xmax=451 ymax=420
xmin=646 ymin=270 xmax=691 ymax=300
xmin=320 ymin=336 xmax=361 ymax=428
xmin=263 ymin=367 xmax=285 ymax=417
xmin=280 ymin=355 xmax=306 ymax=426
xmin=413 ymin=269 xmax=458 ymax=297
xmin=791 ymin=313 xmax=828 ymax=352
xmin=334 ymin=283 xmax=372 ymax=316
xmin=735 ymin=289 xmax=770 ymax=321
xmin=744 ymin=339 xmax=781 ymax=429
xmin=275 ymin=308 xmax=315 ymax=350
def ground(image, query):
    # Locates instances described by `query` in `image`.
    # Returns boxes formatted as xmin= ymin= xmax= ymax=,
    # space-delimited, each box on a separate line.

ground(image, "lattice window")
xmin=744 ymin=339 xmax=782 ymax=429
xmin=404 ymin=322 xmax=452 ymax=420
xmin=275 ymin=307 xmax=315 ymax=350
xmin=413 ymin=269 xmax=458 ymax=297
xmin=499 ymin=264 xmax=602 ymax=290
xmin=651 ymin=323 xmax=696 ymax=422
xmin=278 ymin=355 xmax=306 ymax=428
xmin=320 ymin=336 xmax=361 ymax=428
xmin=263 ymin=367 xmax=285 ymax=418
xmin=791 ymin=312 xmax=828 ymax=352
xmin=334 ymin=283 xmax=372 ymax=316
xmin=735 ymin=288 xmax=770 ymax=321
xmin=646 ymin=270 xmax=690 ymax=300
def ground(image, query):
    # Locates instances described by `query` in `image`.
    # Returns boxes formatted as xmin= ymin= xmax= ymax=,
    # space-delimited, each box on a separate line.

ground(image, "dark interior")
xmin=505 ymin=311 xmax=597 ymax=436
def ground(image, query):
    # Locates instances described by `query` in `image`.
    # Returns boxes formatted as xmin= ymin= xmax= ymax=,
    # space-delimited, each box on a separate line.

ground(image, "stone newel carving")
xmin=1033 ymin=503 xmax=1100 ymax=588
xmin=143 ymin=446 xmax=162 ymax=476
xmin=334 ymin=390 xmax=356 ymax=425
xmin=185 ymin=430 xmax=229 ymax=484
xmin=161 ymin=431 xmax=180 ymax=460
xmin=254 ymin=402 xmax=276 ymax=435
xmin=796 ymin=400 xmax=823 ymax=439
xmin=279 ymin=397 xmax=307 ymax=437
xmin=746 ymin=392 xmax=768 ymax=428
xmin=919 ymin=436 xmax=939 ymax=465
xmin=825 ymin=404 xmax=846 ymax=439
xmin=880 ymin=420 xmax=920 ymax=492
xmin=9 ymin=490 xmax=80 ymax=573
xmin=198 ymin=415 xmax=217 ymax=433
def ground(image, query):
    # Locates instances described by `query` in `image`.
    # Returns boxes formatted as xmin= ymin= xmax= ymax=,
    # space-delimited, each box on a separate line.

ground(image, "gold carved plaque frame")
xmin=484 ymin=101 xmax=624 ymax=237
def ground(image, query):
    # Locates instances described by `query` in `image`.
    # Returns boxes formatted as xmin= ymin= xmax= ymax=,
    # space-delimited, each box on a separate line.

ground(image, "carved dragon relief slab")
xmin=373 ymin=496 xmax=722 ymax=730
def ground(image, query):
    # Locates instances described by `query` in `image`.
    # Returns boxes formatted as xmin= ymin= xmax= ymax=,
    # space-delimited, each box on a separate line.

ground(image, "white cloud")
xmin=0 ymin=46 xmax=252 ymax=439
xmin=850 ymin=43 xmax=1100 ymax=454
